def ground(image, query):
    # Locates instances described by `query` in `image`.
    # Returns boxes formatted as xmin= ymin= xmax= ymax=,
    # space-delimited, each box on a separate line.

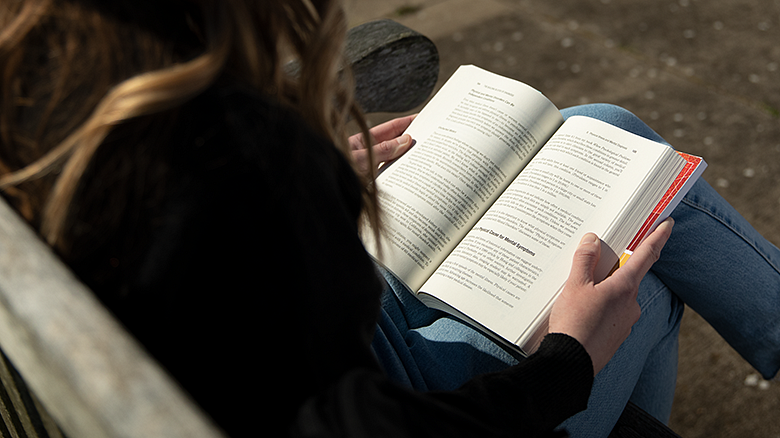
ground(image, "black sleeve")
xmin=292 ymin=334 xmax=593 ymax=438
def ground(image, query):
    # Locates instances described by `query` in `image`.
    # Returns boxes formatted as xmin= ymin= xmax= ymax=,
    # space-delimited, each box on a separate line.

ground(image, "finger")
xmin=349 ymin=130 xmax=369 ymax=151
xmin=367 ymin=114 xmax=417 ymax=145
xmin=351 ymin=134 xmax=412 ymax=174
xmin=372 ymin=134 xmax=412 ymax=164
xmin=567 ymin=233 xmax=602 ymax=287
xmin=613 ymin=218 xmax=674 ymax=285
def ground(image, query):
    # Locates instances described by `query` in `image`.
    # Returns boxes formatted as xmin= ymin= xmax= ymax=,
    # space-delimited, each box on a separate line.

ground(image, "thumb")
xmin=568 ymin=233 xmax=601 ymax=287
xmin=374 ymin=134 xmax=412 ymax=163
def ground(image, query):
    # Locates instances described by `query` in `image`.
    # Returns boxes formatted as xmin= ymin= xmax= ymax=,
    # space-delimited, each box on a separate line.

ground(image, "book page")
xmin=420 ymin=116 xmax=684 ymax=347
xmin=365 ymin=65 xmax=563 ymax=291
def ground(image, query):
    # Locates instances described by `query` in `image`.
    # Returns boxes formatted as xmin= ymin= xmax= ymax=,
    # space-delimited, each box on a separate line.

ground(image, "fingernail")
xmin=658 ymin=217 xmax=675 ymax=231
xmin=580 ymin=233 xmax=599 ymax=246
xmin=397 ymin=134 xmax=411 ymax=148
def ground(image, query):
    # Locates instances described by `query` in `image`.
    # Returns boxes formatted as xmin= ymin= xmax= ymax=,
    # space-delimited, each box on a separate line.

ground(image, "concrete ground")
xmin=344 ymin=0 xmax=780 ymax=436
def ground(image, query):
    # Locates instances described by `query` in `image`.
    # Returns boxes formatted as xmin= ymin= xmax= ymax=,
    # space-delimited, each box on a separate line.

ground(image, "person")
xmin=0 ymin=1 xmax=776 ymax=438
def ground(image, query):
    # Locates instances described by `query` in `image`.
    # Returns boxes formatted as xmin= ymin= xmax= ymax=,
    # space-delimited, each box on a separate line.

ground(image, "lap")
xmin=372 ymin=265 xmax=683 ymax=436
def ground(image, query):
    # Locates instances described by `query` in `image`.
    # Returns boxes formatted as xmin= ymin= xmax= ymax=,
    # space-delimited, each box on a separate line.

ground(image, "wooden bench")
xmin=0 ymin=19 xmax=679 ymax=438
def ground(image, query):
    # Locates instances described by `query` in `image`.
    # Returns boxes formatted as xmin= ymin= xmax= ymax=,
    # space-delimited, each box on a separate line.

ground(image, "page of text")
xmin=365 ymin=65 xmax=564 ymax=290
xmin=420 ymin=116 xmax=680 ymax=344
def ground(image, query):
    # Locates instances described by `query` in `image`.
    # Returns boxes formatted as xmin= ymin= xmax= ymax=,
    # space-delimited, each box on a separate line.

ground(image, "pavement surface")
xmin=344 ymin=1 xmax=780 ymax=437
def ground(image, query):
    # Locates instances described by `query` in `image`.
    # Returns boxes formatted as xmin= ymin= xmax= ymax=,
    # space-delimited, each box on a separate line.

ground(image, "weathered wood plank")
xmin=286 ymin=19 xmax=440 ymax=114
xmin=0 ymin=197 xmax=224 ymax=438
xmin=0 ymin=349 xmax=65 ymax=438
xmin=346 ymin=19 xmax=439 ymax=113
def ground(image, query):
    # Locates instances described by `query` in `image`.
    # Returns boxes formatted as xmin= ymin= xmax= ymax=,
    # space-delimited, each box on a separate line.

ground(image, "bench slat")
xmin=0 ymin=197 xmax=225 ymax=438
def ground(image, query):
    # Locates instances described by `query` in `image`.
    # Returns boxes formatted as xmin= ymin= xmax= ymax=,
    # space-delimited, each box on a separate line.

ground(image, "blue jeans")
xmin=372 ymin=104 xmax=780 ymax=438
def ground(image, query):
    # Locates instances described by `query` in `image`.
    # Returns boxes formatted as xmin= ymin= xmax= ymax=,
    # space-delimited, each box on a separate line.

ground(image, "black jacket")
xmin=68 ymin=84 xmax=593 ymax=437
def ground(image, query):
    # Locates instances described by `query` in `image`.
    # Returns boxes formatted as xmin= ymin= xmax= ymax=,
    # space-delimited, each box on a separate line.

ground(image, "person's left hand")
xmin=349 ymin=114 xmax=416 ymax=175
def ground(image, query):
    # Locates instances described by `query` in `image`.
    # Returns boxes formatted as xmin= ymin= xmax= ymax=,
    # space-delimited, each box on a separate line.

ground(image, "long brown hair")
xmin=0 ymin=0 xmax=378 ymax=254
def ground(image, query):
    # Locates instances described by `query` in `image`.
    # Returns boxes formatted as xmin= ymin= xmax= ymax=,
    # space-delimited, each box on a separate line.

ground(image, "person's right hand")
xmin=548 ymin=218 xmax=674 ymax=376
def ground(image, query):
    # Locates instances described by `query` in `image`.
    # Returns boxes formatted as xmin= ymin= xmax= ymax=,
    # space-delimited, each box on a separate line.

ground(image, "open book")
xmin=364 ymin=65 xmax=706 ymax=355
